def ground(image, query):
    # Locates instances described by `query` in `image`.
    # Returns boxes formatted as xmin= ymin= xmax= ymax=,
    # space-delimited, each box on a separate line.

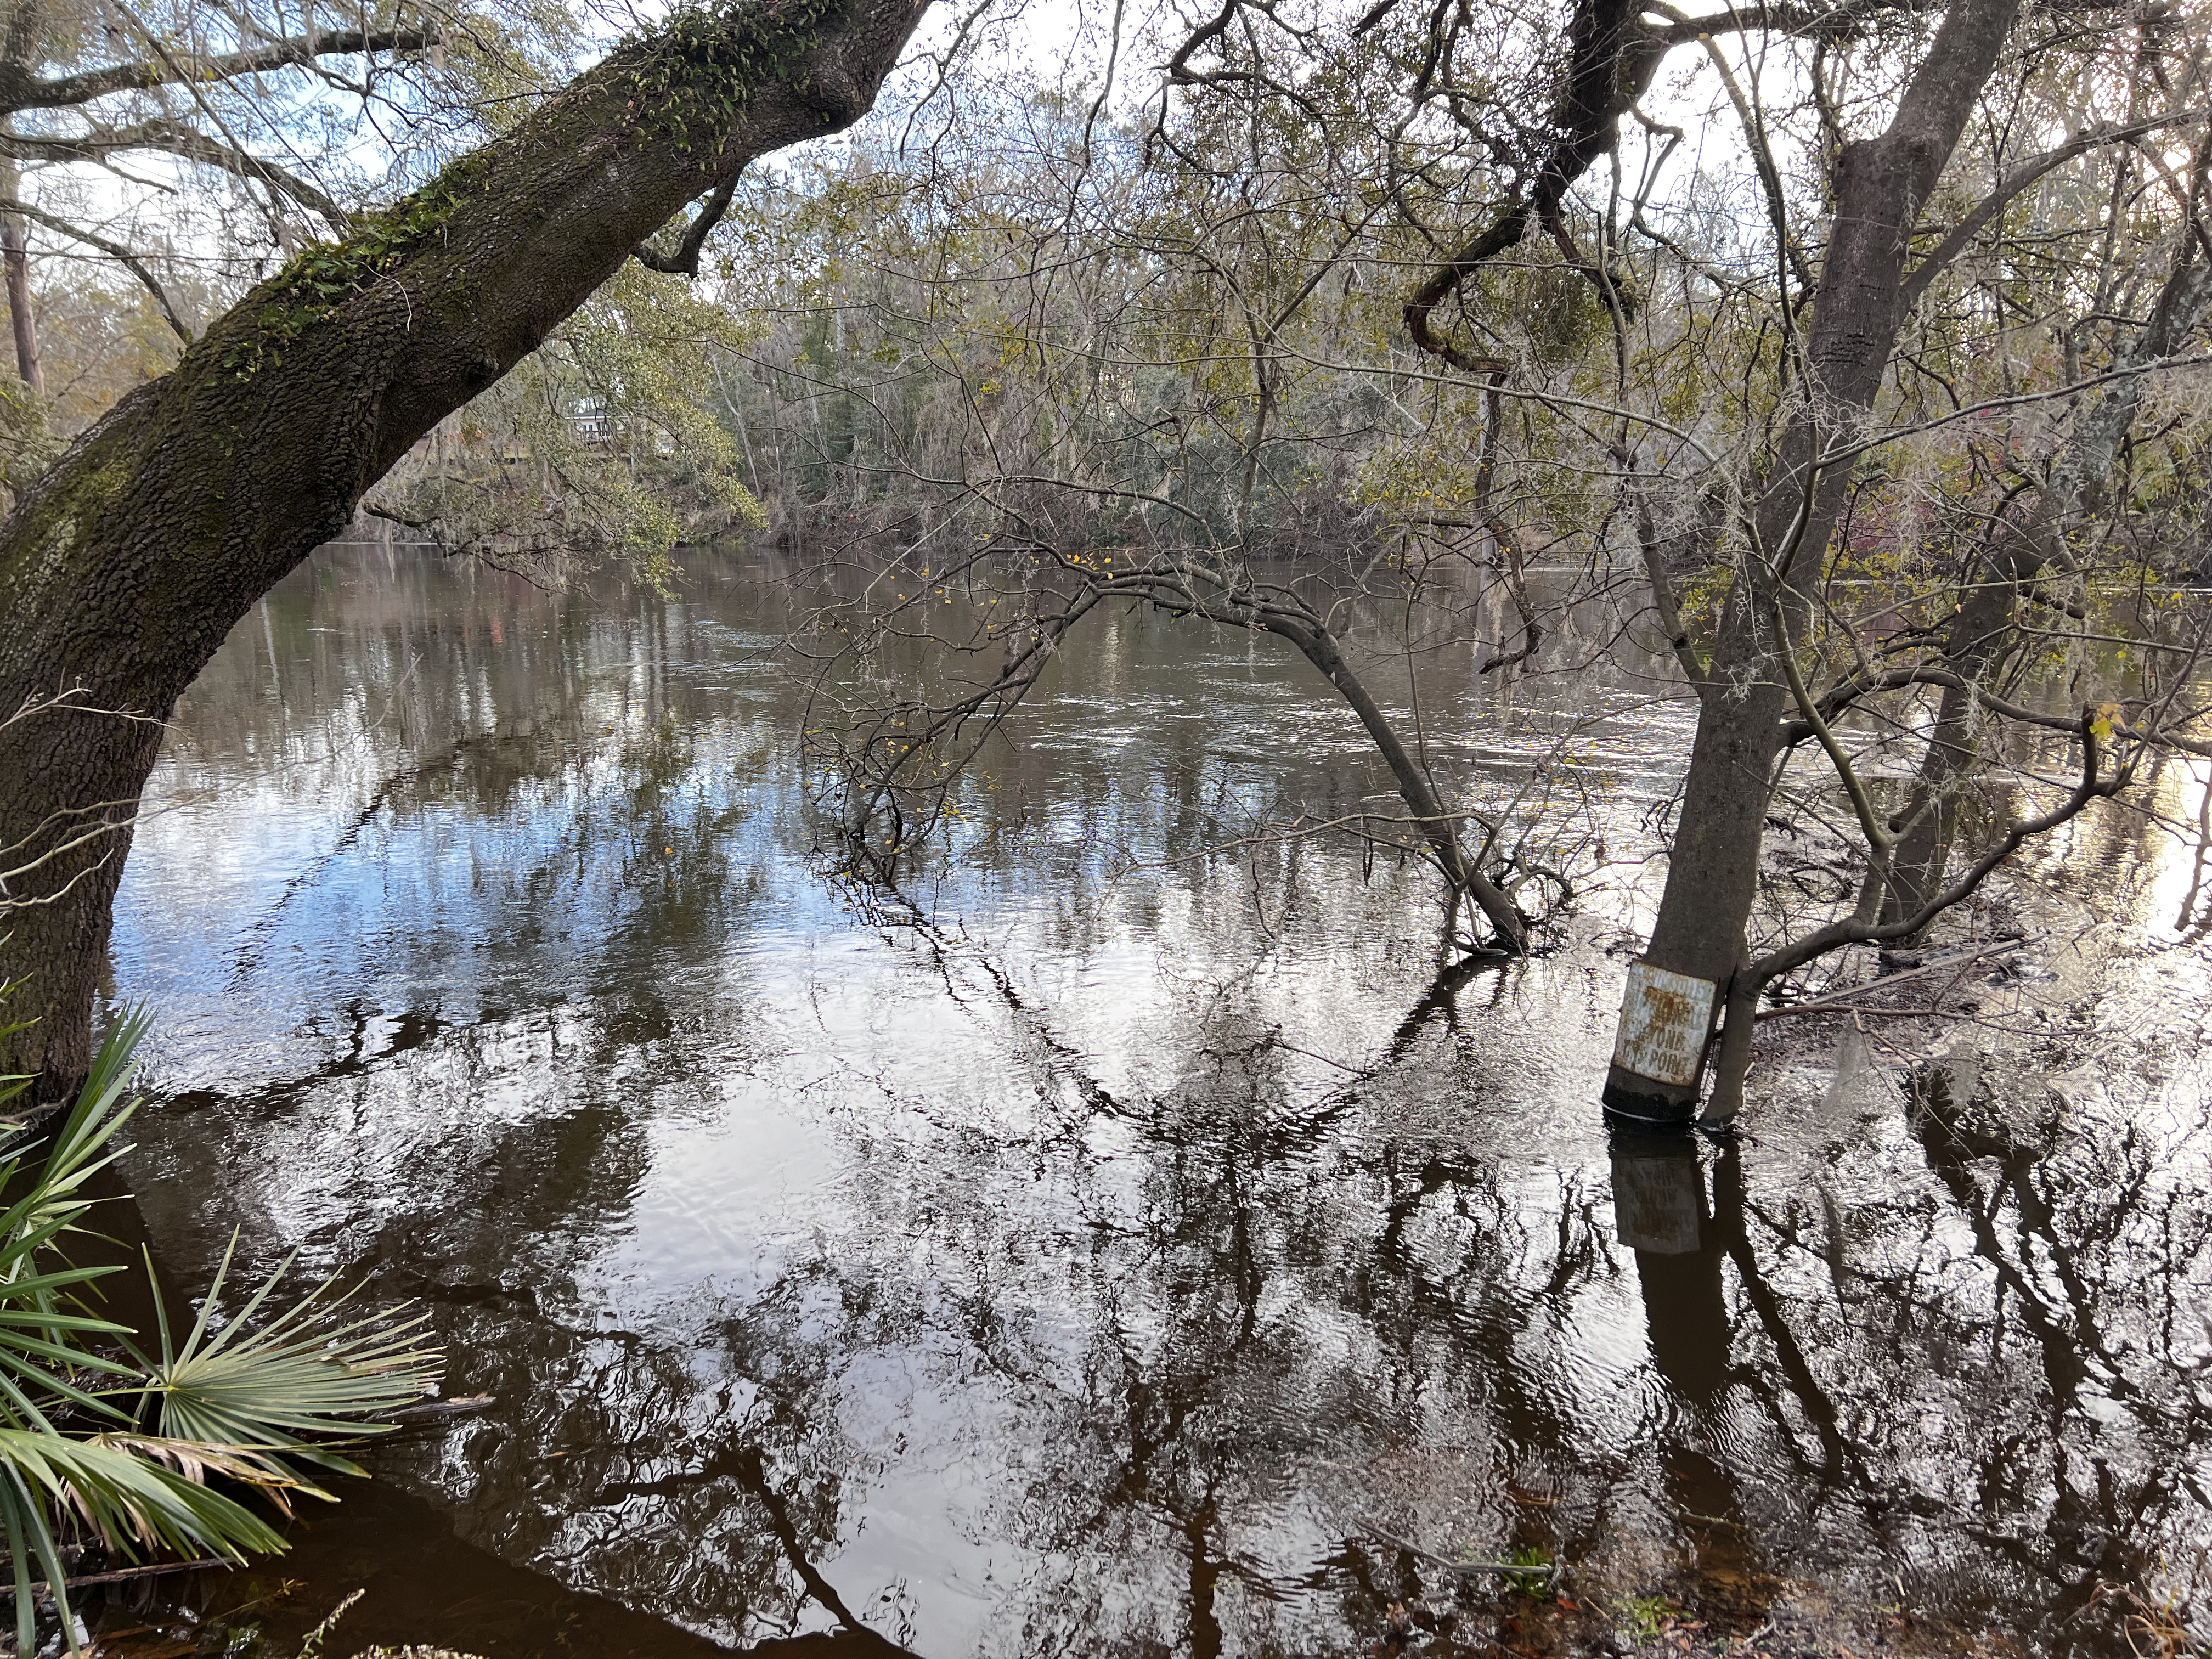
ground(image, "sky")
xmin=15 ymin=0 xmax=2035 ymax=336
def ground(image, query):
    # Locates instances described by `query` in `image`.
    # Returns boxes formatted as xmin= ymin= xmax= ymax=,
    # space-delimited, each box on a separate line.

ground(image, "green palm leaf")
xmin=0 ymin=1006 xmax=445 ymax=1655
xmin=139 ymin=1234 xmax=441 ymax=1489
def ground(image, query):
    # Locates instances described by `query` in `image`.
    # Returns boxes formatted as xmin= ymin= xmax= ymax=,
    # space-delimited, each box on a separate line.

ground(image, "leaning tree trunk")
xmin=1602 ymin=0 xmax=2022 ymax=1122
xmin=0 ymin=0 xmax=930 ymax=1104
xmin=1273 ymin=616 xmax=1528 ymax=950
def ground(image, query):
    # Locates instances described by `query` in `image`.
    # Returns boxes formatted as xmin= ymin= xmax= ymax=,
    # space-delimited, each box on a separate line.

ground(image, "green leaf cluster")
xmin=368 ymin=259 xmax=767 ymax=583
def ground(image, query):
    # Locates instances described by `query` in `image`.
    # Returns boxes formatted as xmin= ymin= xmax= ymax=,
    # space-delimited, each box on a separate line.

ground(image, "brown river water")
xmin=80 ymin=541 xmax=2212 ymax=1657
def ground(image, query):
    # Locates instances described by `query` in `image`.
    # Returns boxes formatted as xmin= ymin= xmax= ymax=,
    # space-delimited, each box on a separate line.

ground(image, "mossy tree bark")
xmin=0 ymin=0 xmax=930 ymax=1103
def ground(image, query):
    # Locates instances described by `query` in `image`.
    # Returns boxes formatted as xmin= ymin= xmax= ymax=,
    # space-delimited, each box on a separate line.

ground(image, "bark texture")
xmin=0 ymin=0 xmax=930 ymax=1102
xmin=1605 ymin=0 xmax=2021 ymax=1120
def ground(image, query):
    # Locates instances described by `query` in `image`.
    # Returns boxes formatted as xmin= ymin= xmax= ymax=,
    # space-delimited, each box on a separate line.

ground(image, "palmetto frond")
xmin=0 ymin=1007 xmax=445 ymax=1654
xmin=0 ymin=1005 xmax=148 ymax=1457
xmin=140 ymin=1235 xmax=441 ymax=1490
xmin=0 ymin=1430 xmax=284 ymax=1562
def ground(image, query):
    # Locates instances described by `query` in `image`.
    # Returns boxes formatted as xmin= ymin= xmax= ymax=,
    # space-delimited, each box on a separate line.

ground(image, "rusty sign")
xmin=1610 ymin=961 xmax=1720 ymax=1089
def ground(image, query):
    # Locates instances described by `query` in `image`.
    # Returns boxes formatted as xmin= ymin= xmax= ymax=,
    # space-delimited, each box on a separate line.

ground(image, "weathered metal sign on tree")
xmin=1602 ymin=961 xmax=1719 ymax=1125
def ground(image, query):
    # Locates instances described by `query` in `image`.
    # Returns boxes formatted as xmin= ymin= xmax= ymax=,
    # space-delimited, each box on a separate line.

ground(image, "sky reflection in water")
xmin=106 ymin=543 xmax=2212 ymax=1657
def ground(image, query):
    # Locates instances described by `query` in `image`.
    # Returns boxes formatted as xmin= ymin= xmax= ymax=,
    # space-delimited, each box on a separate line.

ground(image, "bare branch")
xmin=0 ymin=194 xmax=190 ymax=340
xmin=634 ymin=171 xmax=742 ymax=278
xmin=1 ymin=117 xmax=347 ymax=224
xmin=1900 ymin=110 xmax=2212 ymax=313
xmin=0 ymin=28 xmax=433 ymax=117
xmin=1643 ymin=0 xmax=1928 ymax=44
xmin=1752 ymin=712 xmax=2130 ymax=983
xmin=1752 ymin=939 xmax=2023 ymax=1022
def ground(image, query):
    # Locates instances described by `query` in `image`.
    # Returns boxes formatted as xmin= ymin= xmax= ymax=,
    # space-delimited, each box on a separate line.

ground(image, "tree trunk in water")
xmin=1602 ymin=0 xmax=2022 ymax=1123
xmin=0 ymin=0 xmax=929 ymax=1105
xmin=1877 ymin=521 xmax=2052 ymax=932
xmin=1883 ymin=251 xmax=2212 ymax=930
xmin=1 ymin=158 xmax=40 ymax=393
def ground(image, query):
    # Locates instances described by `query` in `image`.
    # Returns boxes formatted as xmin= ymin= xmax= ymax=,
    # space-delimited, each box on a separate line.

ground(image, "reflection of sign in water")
xmin=1611 ymin=1143 xmax=1704 ymax=1253
xmin=1611 ymin=962 xmax=1720 ymax=1088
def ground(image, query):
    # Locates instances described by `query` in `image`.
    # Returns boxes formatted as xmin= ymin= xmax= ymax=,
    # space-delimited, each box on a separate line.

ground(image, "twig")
xmin=381 ymin=1391 xmax=495 ymax=1421
xmin=1754 ymin=939 xmax=2023 ymax=1022
xmin=1351 ymin=1520 xmax=1565 ymax=1587
xmin=0 ymin=1558 xmax=226 ymax=1596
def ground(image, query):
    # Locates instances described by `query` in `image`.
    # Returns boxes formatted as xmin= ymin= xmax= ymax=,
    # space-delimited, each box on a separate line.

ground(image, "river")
xmin=94 ymin=539 xmax=2212 ymax=1658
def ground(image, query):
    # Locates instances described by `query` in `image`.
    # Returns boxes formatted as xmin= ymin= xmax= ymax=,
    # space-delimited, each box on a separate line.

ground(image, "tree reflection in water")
xmin=106 ymin=546 xmax=2212 ymax=1657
